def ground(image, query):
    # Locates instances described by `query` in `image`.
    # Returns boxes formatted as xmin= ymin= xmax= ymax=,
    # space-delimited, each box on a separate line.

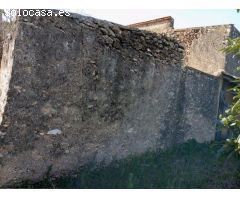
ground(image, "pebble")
xmin=47 ymin=129 xmax=62 ymax=135
xmin=87 ymin=105 xmax=94 ymax=109
xmin=108 ymin=29 xmax=116 ymax=37
xmin=0 ymin=131 xmax=6 ymax=137
xmin=100 ymin=28 xmax=108 ymax=35
xmin=22 ymin=18 xmax=29 ymax=22
xmin=111 ymin=26 xmax=121 ymax=35
xmin=133 ymin=58 xmax=138 ymax=62
xmin=102 ymin=35 xmax=113 ymax=45
xmin=65 ymin=150 xmax=70 ymax=154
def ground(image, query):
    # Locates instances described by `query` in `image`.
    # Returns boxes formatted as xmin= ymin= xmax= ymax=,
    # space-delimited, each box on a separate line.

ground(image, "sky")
xmin=71 ymin=9 xmax=240 ymax=30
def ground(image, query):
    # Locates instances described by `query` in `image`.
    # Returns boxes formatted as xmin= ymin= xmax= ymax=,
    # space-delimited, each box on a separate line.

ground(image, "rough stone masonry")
xmin=0 ymin=12 xmax=239 ymax=186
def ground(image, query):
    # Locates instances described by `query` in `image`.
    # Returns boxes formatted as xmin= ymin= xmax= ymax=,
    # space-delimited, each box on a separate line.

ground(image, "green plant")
xmin=223 ymin=38 xmax=240 ymax=57
xmin=219 ymin=28 xmax=240 ymax=158
xmin=225 ymin=135 xmax=240 ymax=155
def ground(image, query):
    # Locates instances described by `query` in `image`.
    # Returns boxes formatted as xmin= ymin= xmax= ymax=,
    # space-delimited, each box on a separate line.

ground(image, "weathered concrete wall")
xmin=0 ymin=22 xmax=17 ymax=127
xmin=170 ymin=25 xmax=240 ymax=77
xmin=0 ymin=13 xmax=221 ymax=186
xmin=134 ymin=21 xmax=240 ymax=77
xmin=180 ymin=67 xmax=221 ymax=142
xmin=169 ymin=26 xmax=227 ymax=76
xmin=128 ymin=16 xmax=174 ymax=33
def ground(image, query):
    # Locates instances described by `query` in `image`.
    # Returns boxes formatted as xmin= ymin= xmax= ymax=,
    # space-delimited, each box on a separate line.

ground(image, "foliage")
xmin=223 ymin=38 xmax=240 ymax=57
xmin=219 ymin=35 xmax=240 ymax=157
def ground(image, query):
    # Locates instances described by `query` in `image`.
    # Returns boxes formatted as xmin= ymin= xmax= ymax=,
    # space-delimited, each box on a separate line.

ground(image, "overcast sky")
xmin=70 ymin=9 xmax=240 ymax=30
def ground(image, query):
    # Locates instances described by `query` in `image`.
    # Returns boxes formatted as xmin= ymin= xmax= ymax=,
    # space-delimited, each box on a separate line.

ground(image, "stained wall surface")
xmin=0 ymin=13 xmax=221 ymax=186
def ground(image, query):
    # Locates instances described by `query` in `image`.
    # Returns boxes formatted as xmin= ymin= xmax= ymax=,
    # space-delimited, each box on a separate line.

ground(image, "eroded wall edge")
xmin=0 ymin=22 xmax=18 ymax=125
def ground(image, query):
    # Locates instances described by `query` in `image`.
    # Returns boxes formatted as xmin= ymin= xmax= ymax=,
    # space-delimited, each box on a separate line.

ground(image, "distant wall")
xmin=169 ymin=26 xmax=229 ymax=76
xmin=128 ymin=16 xmax=174 ymax=33
xmin=134 ymin=21 xmax=239 ymax=77
xmin=0 ymin=13 xmax=221 ymax=186
xmin=225 ymin=25 xmax=240 ymax=76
